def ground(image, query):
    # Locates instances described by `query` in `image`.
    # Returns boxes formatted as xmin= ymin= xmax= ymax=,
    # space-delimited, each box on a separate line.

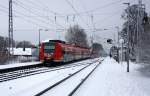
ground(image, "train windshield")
xmin=44 ymin=42 xmax=55 ymax=53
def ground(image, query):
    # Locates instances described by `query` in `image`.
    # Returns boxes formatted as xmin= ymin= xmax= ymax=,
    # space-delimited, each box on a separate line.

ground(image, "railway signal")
xmin=107 ymin=39 xmax=113 ymax=44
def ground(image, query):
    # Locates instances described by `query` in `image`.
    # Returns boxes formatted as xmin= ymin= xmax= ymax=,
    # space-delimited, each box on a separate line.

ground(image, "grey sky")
xmin=0 ymin=0 xmax=149 ymax=50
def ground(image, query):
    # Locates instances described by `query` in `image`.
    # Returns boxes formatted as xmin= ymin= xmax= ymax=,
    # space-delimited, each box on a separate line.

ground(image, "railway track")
xmin=0 ymin=59 xmax=99 ymax=82
xmin=35 ymin=59 xmax=103 ymax=96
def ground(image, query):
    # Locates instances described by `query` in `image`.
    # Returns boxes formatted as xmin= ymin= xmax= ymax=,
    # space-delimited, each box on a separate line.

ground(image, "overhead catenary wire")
xmin=21 ymin=0 xmax=68 ymax=27
xmin=13 ymin=1 xmax=55 ymax=27
xmin=0 ymin=1 xmax=65 ymax=29
xmin=24 ymin=0 xmax=62 ymax=16
xmin=62 ymin=0 xmax=126 ymax=16
xmin=94 ymin=10 xmax=121 ymax=26
xmin=0 ymin=0 xmax=134 ymax=38
xmin=0 ymin=4 xmax=51 ymax=29
xmin=0 ymin=0 xmax=123 ymax=32
xmin=12 ymin=0 xmax=129 ymax=29
xmin=65 ymin=0 xmax=91 ymax=28
xmin=77 ymin=0 xmax=95 ymax=27
xmin=22 ymin=0 xmax=126 ymax=17
xmin=76 ymin=0 xmax=96 ymax=44
xmin=14 ymin=0 xmax=65 ymax=28
xmin=0 ymin=8 xmax=8 ymax=15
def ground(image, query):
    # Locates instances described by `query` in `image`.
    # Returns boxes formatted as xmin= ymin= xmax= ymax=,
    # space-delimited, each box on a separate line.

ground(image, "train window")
xmin=44 ymin=46 xmax=55 ymax=50
xmin=44 ymin=42 xmax=55 ymax=53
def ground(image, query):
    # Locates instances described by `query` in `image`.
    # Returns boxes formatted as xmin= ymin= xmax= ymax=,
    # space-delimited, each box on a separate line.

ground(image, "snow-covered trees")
xmin=91 ymin=43 xmax=106 ymax=57
xmin=121 ymin=4 xmax=149 ymax=62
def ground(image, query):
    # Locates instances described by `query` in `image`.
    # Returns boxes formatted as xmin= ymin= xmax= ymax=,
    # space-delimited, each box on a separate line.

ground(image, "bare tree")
xmin=91 ymin=43 xmax=106 ymax=57
xmin=16 ymin=41 xmax=35 ymax=48
xmin=65 ymin=25 xmax=89 ymax=48
xmin=0 ymin=36 xmax=9 ymax=64
xmin=121 ymin=4 xmax=149 ymax=62
xmin=140 ymin=17 xmax=150 ymax=63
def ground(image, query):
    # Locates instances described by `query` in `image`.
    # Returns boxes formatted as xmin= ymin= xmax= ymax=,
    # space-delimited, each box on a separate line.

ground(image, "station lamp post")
xmin=39 ymin=29 xmax=42 ymax=47
xmin=123 ymin=2 xmax=130 ymax=72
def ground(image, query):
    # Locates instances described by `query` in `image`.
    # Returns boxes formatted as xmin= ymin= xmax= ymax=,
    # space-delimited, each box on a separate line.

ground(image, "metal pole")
xmin=91 ymin=15 xmax=94 ymax=56
xmin=127 ymin=3 xmax=130 ymax=72
xmin=121 ymin=42 xmax=123 ymax=64
xmin=137 ymin=0 xmax=143 ymax=63
xmin=8 ymin=0 xmax=14 ymax=62
xmin=116 ymin=26 xmax=120 ymax=63
xmin=136 ymin=1 xmax=140 ymax=63
xmin=116 ymin=26 xmax=119 ymax=45
xmin=39 ymin=29 xmax=42 ymax=47
xmin=39 ymin=29 xmax=42 ymax=61
xmin=123 ymin=3 xmax=130 ymax=72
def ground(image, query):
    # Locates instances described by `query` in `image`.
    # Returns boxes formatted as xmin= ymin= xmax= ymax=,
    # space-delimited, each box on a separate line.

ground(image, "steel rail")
xmin=35 ymin=59 xmax=102 ymax=96
xmin=68 ymin=60 xmax=103 ymax=96
xmin=0 ymin=59 xmax=99 ymax=82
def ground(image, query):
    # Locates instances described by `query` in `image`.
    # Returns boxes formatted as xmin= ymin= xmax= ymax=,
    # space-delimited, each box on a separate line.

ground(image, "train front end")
xmin=40 ymin=40 xmax=64 ymax=64
xmin=40 ymin=41 xmax=56 ymax=63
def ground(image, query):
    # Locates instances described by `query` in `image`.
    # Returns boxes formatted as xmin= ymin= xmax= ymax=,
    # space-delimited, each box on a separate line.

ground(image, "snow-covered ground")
xmin=74 ymin=57 xmax=150 ymax=96
xmin=0 ymin=58 xmax=100 ymax=96
xmin=1 ymin=57 xmax=150 ymax=96
xmin=42 ymin=61 xmax=99 ymax=96
xmin=0 ymin=64 xmax=86 ymax=96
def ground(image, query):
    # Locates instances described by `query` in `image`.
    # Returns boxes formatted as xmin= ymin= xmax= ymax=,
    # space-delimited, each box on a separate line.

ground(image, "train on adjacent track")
xmin=39 ymin=40 xmax=91 ymax=65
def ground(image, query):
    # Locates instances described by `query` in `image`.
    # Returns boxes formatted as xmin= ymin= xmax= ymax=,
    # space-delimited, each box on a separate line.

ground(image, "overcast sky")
xmin=0 ymin=0 xmax=149 ymax=50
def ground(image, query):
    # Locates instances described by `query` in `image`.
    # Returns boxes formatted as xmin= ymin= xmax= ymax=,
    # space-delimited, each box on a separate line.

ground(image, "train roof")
xmin=42 ymin=39 xmax=89 ymax=49
xmin=42 ymin=39 xmax=66 ymax=44
xmin=49 ymin=40 xmax=66 ymax=44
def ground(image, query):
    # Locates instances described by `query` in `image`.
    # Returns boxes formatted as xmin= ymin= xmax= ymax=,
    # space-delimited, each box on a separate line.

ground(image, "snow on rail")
xmin=41 ymin=61 xmax=100 ymax=96
xmin=0 ymin=61 xmax=41 ymax=70
xmin=0 ymin=58 xmax=100 ymax=96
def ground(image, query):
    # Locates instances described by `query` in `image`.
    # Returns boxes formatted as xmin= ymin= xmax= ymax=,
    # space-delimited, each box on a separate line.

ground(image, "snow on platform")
xmin=74 ymin=57 xmax=150 ymax=96
xmin=0 ymin=61 xmax=41 ymax=70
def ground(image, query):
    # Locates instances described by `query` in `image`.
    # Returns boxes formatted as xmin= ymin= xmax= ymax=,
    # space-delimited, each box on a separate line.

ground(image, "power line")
xmin=77 ymin=0 xmax=95 ymax=44
xmin=63 ymin=0 xmax=126 ymax=16
xmin=80 ymin=0 xmax=125 ymax=14
xmin=0 ymin=2 xmax=65 ymax=30
xmin=65 ymin=0 xmax=91 ymax=28
xmin=14 ymin=0 xmax=65 ymax=28
xmin=14 ymin=1 xmax=53 ymax=25
xmin=0 ymin=3 xmax=51 ymax=29
xmin=15 ymin=16 xmax=50 ymax=29
xmin=77 ymin=0 xmax=94 ymax=26
xmin=25 ymin=0 xmax=62 ymax=15
xmin=24 ymin=0 xmax=126 ymax=17
xmin=0 ymin=8 xmax=8 ymax=15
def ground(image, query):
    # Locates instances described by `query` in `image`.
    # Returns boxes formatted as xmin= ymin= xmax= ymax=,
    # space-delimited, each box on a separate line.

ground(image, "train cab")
xmin=40 ymin=40 xmax=65 ymax=63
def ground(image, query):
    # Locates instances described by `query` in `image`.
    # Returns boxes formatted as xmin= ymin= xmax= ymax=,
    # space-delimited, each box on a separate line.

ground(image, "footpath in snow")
xmin=74 ymin=57 xmax=150 ymax=96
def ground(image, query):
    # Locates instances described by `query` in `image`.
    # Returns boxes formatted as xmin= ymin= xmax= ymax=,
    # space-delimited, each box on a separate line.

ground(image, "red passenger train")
xmin=39 ymin=40 xmax=91 ymax=64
